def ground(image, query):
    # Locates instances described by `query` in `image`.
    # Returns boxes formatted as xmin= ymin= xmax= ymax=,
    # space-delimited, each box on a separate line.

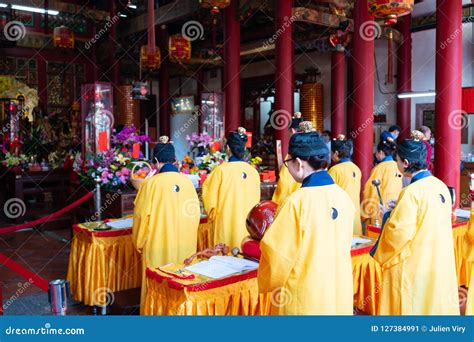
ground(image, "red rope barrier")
xmin=0 ymin=253 xmax=49 ymax=292
xmin=0 ymin=191 xmax=94 ymax=234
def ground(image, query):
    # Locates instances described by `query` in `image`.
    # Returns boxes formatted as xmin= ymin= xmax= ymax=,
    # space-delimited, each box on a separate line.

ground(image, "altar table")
xmin=143 ymin=238 xmax=381 ymax=315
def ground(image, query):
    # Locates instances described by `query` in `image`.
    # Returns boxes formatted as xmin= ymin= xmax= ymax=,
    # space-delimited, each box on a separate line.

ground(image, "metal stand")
xmin=94 ymin=177 xmax=102 ymax=222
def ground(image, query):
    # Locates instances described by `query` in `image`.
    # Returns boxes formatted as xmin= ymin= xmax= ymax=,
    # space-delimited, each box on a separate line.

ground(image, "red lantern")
xmin=140 ymin=45 xmax=161 ymax=71
xmin=368 ymin=0 xmax=414 ymax=25
xmin=169 ymin=34 xmax=192 ymax=62
xmin=368 ymin=1 xmax=413 ymax=84
xmin=200 ymin=0 xmax=231 ymax=15
xmin=53 ymin=26 xmax=74 ymax=49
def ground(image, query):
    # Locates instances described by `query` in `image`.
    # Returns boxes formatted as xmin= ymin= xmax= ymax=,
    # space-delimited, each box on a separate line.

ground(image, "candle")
xmin=98 ymin=131 xmax=108 ymax=152
xmin=132 ymin=143 xmax=140 ymax=159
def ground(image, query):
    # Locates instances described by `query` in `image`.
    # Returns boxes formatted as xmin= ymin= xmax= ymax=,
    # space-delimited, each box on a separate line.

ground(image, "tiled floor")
xmin=0 ymin=225 xmax=93 ymax=315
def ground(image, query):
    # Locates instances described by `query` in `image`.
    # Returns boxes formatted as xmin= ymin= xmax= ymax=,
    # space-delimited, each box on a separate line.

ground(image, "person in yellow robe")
xmin=202 ymin=127 xmax=260 ymax=248
xmin=259 ymin=132 xmax=355 ymax=315
xmin=362 ymin=140 xmax=403 ymax=225
xmin=328 ymin=136 xmax=362 ymax=235
xmin=271 ymin=115 xmax=304 ymax=207
xmin=371 ymin=139 xmax=459 ymax=315
xmin=132 ymin=136 xmax=200 ymax=313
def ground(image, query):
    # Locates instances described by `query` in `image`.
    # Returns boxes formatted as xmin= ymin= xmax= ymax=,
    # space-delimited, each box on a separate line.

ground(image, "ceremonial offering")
xmin=130 ymin=161 xmax=156 ymax=190
xmin=245 ymin=200 xmax=278 ymax=240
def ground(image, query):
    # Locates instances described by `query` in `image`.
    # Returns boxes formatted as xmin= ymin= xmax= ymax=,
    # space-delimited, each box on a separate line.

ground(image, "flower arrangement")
xmin=75 ymin=150 xmax=134 ymax=190
xmin=186 ymin=132 xmax=212 ymax=156
xmin=198 ymin=150 xmax=227 ymax=172
xmin=250 ymin=156 xmax=263 ymax=172
xmin=179 ymin=155 xmax=200 ymax=175
xmin=74 ymin=127 xmax=151 ymax=190
xmin=2 ymin=152 xmax=28 ymax=168
xmin=112 ymin=126 xmax=150 ymax=157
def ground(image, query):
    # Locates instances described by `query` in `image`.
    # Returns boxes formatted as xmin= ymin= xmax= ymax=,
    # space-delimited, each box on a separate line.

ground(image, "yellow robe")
xmin=133 ymin=171 xmax=200 ymax=313
xmin=258 ymin=173 xmax=355 ymax=315
xmin=272 ymin=163 xmax=300 ymax=207
xmin=362 ymin=159 xmax=403 ymax=225
xmin=372 ymin=175 xmax=459 ymax=315
xmin=202 ymin=161 xmax=260 ymax=248
xmin=463 ymin=209 xmax=474 ymax=315
xmin=328 ymin=161 xmax=362 ymax=235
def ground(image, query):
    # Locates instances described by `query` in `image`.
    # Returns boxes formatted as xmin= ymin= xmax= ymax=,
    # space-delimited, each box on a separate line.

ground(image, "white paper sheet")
xmin=184 ymin=256 xmax=258 ymax=279
xmin=106 ymin=218 xmax=134 ymax=229
xmin=455 ymin=208 xmax=470 ymax=219
xmin=352 ymin=237 xmax=372 ymax=247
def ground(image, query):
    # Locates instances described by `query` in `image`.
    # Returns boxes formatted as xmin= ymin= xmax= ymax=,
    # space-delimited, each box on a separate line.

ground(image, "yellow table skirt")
xmin=366 ymin=220 xmax=471 ymax=287
xmin=143 ymin=242 xmax=380 ymax=315
xmin=352 ymin=251 xmax=382 ymax=315
xmin=67 ymin=223 xmax=142 ymax=306
xmin=144 ymin=269 xmax=271 ymax=315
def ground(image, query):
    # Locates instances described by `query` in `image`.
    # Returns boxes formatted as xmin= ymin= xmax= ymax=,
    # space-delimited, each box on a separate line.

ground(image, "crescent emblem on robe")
xmin=439 ymin=194 xmax=446 ymax=204
xmin=242 ymin=172 xmax=247 ymax=179
xmin=173 ymin=185 xmax=180 ymax=193
xmin=331 ymin=207 xmax=338 ymax=220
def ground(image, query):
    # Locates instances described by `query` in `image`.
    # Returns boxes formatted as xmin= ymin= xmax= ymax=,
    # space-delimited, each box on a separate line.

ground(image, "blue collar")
xmin=382 ymin=155 xmax=394 ymax=162
xmin=229 ymin=155 xmax=242 ymax=162
xmin=339 ymin=158 xmax=351 ymax=164
xmin=301 ymin=170 xmax=334 ymax=188
xmin=410 ymin=170 xmax=431 ymax=184
xmin=159 ymin=163 xmax=178 ymax=173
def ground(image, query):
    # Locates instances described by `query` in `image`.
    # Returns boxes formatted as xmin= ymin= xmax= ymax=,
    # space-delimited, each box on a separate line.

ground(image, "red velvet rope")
xmin=0 ymin=253 xmax=49 ymax=292
xmin=0 ymin=191 xmax=94 ymax=234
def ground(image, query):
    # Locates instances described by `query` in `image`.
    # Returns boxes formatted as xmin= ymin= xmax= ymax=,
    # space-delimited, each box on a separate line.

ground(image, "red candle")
xmin=98 ymin=131 xmax=108 ymax=152
xmin=132 ymin=143 xmax=140 ymax=159
xmin=245 ymin=132 xmax=252 ymax=148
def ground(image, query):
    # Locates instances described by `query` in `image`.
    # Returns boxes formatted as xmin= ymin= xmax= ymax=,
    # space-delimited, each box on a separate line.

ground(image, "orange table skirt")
xmin=143 ymin=243 xmax=380 ymax=315
xmin=197 ymin=218 xmax=213 ymax=251
xmin=66 ymin=223 xmax=142 ymax=306
xmin=366 ymin=221 xmax=471 ymax=287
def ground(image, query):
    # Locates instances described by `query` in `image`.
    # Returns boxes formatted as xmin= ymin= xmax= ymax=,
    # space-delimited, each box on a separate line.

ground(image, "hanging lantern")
xmin=200 ymin=0 xmax=231 ymax=15
xmin=140 ymin=45 xmax=161 ymax=70
xmin=169 ymin=34 xmax=192 ymax=62
xmin=139 ymin=0 xmax=160 ymax=71
xmin=368 ymin=0 xmax=414 ymax=25
xmin=368 ymin=1 xmax=413 ymax=84
xmin=53 ymin=26 xmax=74 ymax=49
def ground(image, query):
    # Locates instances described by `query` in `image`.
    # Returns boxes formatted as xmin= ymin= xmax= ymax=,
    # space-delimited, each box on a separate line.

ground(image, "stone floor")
xmin=0 ymin=226 xmax=93 ymax=315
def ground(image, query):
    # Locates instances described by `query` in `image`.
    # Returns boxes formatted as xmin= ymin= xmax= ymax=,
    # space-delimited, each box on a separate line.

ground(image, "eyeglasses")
xmin=283 ymin=158 xmax=295 ymax=168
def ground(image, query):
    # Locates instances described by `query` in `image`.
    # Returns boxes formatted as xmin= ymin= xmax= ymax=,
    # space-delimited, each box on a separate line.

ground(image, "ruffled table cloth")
xmin=143 ymin=239 xmax=381 ymax=315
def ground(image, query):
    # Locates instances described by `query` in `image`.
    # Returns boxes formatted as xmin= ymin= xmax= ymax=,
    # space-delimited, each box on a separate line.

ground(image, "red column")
xmin=346 ymin=55 xmax=354 ymax=137
xmin=274 ymin=0 xmax=293 ymax=158
xmin=109 ymin=0 xmax=120 ymax=87
xmin=331 ymin=51 xmax=346 ymax=137
xmin=159 ymin=25 xmax=171 ymax=137
xmin=351 ymin=0 xmax=375 ymax=186
xmin=396 ymin=15 xmax=412 ymax=140
xmin=224 ymin=0 xmax=240 ymax=134
xmin=435 ymin=0 xmax=462 ymax=207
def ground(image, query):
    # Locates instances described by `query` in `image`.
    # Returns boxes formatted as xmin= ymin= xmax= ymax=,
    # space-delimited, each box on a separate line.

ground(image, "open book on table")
xmin=184 ymin=256 xmax=259 ymax=279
